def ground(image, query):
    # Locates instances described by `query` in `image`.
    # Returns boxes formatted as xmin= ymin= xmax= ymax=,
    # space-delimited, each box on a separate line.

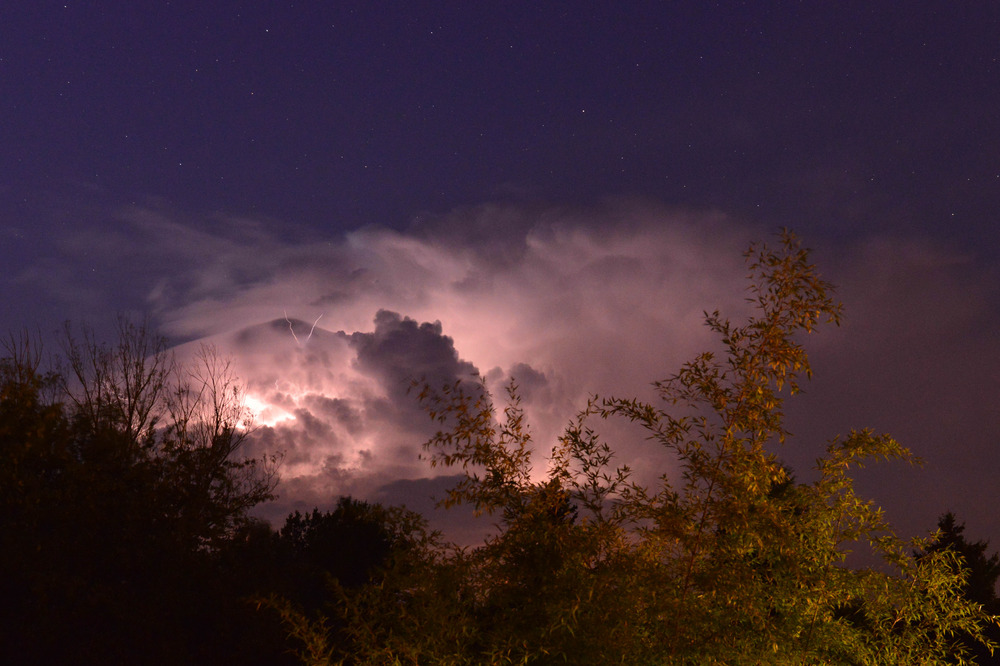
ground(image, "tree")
xmin=60 ymin=317 xmax=278 ymax=549
xmin=918 ymin=513 xmax=1000 ymax=664
xmin=279 ymin=499 xmax=397 ymax=592
xmin=921 ymin=513 xmax=1000 ymax=610
xmin=0 ymin=318 xmax=280 ymax=664
xmin=259 ymin=499 xmax=441 ymax=666
xmin=329 ymin=230 xmax=999 ymax=664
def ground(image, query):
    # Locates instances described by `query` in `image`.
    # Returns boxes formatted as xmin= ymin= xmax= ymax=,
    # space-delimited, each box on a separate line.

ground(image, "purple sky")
xmin=2 ymin=3 xmax=998 ymax=545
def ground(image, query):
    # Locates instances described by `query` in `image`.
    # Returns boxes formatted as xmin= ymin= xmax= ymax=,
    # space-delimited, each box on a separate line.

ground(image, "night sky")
xmin=2 ymin=3 xmax=998 ymax=545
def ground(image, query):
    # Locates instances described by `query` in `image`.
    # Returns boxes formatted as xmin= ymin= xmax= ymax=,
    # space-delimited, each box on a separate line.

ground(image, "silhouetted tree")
xmin=260 ymin=498 xmax=437 ymax=665
xmin=0 ymin=320 xmax=280 ymax=664
xmin=918 ymin=513 xmax=1000 ymax=664
xmin=281 ymin=499 xmax=396 ymax=591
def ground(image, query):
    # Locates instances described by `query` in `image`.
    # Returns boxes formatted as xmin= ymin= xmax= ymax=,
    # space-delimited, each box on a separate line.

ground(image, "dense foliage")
xmin=287 ymin=231 xmax=998 ymax=664
xmin=918 ymin=513 xmax=1000 ymax=665
xmin=0 ymin=320 xmax=285 ymax=664
xmin=0 ymin=319 xmax=430 ymax=663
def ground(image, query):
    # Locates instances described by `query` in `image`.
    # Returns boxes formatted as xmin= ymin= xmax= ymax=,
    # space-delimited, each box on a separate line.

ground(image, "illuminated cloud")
xmin=12 ymin=199 xmax=997 ymax=540
xmin=152 ymin=201 xmax=758 ymax=523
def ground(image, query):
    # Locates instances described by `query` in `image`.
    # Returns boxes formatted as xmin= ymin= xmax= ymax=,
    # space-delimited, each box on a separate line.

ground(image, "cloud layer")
xmin=149 ymin=202 xmax=759 ymax=525
xmin=9 ymin=199 xmax=999 ymax=541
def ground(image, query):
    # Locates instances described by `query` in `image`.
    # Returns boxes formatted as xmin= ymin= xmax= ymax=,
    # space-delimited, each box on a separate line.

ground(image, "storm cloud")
xmin=9 ymin=199 xmax=998 ymax=541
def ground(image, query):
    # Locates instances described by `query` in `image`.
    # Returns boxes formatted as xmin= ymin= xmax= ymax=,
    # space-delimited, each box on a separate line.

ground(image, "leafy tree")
xmin=917 ymin=513 xmax=1000 ymax=664
xmin=260 ymin=499 xmax=440 ymax=666
xmin=279 ymin=499 xmax=400 ymax=590
xmin=60 ymin=317 xmax=278 ymax=549
xmin=258 ymin=497 xmax=407 ymax=622
xmin=921 ymin=514 xmax=1000 ymax=610
xmin=326 ymin=231 xmax=999 ymax=664
xmin=0 ymin=319 xmax=280 ymax=664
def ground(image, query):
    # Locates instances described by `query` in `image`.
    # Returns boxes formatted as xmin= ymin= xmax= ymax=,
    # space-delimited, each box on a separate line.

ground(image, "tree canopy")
xmin=918 ymin=513 xmax=1000 ymax=665
xmin=292 ymin=231 xmax=999 ymax=664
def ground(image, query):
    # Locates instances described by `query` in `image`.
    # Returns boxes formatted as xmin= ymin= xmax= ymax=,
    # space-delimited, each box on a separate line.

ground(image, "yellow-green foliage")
xmin=287 ymin=232 xmax=999 ymax=665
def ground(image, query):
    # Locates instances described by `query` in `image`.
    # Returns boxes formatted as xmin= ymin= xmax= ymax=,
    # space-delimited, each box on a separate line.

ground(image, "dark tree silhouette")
xmin=279 ymin=498 xmax=395 ymax=592
xmin=0 ymin=323 xmax=281 ymax=665
xmin=919 ymin=513 xmax=1000 ymax=664
xmin=259 ymin=498 xmax=436 ymax=665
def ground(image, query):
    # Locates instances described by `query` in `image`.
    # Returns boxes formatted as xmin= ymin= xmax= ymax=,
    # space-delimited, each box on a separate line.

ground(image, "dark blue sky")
xmin=5 ymin=3 xmax=999 ymax=240
xmin=2 ymin=3 xmax=999 ymax=544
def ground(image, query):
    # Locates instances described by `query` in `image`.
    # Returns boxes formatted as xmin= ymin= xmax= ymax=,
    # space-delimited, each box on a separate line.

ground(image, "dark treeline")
xmin=0 ymin=319 xmax=419 ymax=664
xmin=3 ymin=234 xmax=999 ymax=664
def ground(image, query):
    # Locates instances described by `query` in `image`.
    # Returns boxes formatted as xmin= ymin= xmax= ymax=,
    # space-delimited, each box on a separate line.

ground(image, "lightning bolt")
xmin=307 ymin=314 xmax=323 ymax=342
xmin=284 ymin=311 xmax=301 ymax=346
xmin=284 ymin=312 xmax=324 ymax=347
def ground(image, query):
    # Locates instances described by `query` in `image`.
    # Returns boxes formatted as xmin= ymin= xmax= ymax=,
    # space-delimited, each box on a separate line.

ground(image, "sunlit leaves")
xmin=305 ymin=231 xmax=996 ymax=664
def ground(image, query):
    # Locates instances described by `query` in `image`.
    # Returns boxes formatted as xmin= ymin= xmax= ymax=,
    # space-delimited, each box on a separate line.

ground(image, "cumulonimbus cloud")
xmin=17 ymin=198 xmax=997 ymax=541
xmin=150 ymin=201 xmax=762 ymax=524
